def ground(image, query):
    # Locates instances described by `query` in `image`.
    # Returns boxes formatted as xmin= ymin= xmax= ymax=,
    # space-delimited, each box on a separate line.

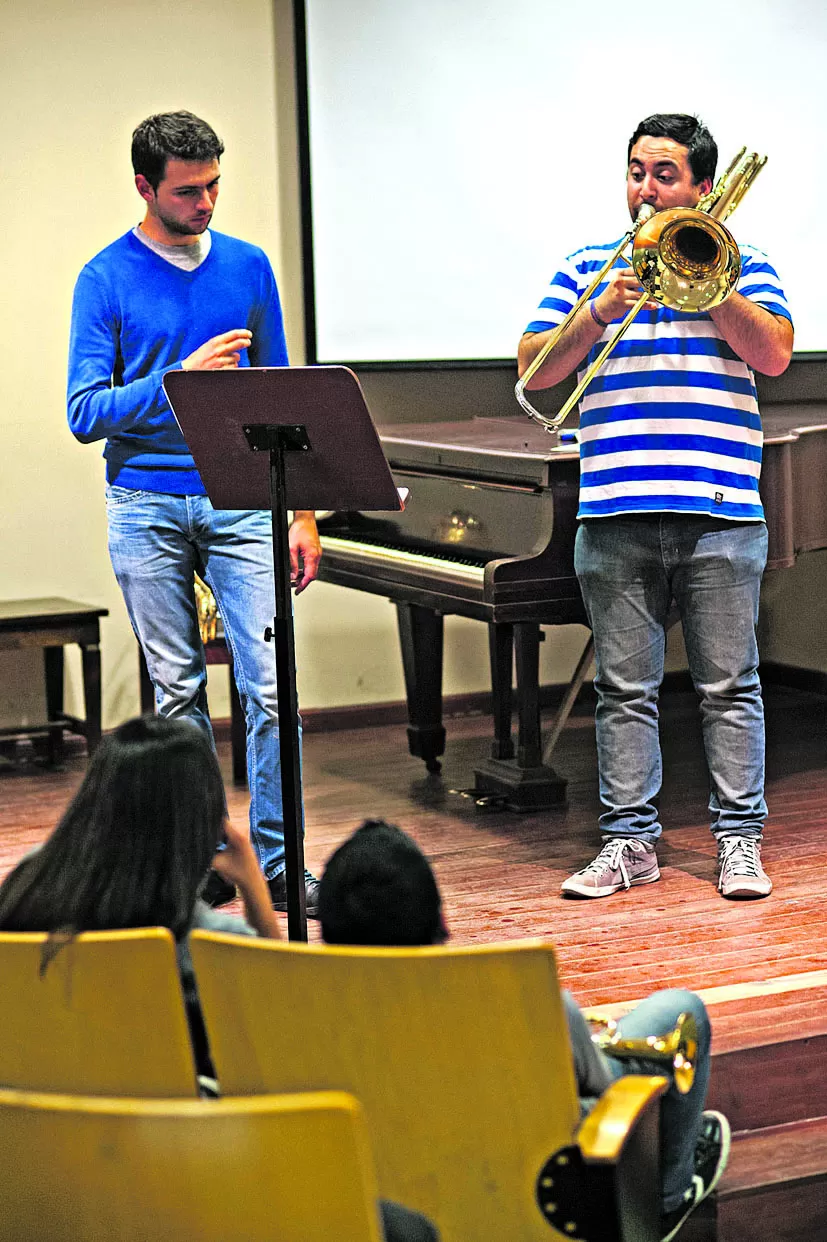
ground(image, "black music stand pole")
xmin=243 ymin=422 xmax=310 ymax=940
xmin=162 ymin=366 xmax=403 ymax=943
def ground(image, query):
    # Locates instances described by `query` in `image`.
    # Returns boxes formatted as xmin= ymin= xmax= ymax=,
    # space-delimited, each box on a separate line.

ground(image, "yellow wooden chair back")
xmin=0 ymin=1086 xmax=384 ymax=1241
xmin=191 ymin=933 xmax=655 ymax=1241
xmin=0 ymin=927 xmax=198 ymax=1096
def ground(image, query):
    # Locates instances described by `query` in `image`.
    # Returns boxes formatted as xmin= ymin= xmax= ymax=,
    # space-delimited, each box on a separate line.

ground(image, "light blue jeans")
xmin=606 ymin=988 xmax=711 ymax=1212
xmin=574 ymin=516 xmax=768 ymax=844
xmin=106 ymin=486 xmax=297 ymax=878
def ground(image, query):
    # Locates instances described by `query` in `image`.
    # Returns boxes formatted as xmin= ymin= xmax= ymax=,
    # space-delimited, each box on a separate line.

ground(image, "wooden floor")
xmin=2 ymin=681 xmax=827 ymax=1056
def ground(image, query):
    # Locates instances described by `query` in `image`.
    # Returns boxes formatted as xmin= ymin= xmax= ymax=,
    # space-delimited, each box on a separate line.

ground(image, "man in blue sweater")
xmin=67 ymin=111 xmax=322 ymax=914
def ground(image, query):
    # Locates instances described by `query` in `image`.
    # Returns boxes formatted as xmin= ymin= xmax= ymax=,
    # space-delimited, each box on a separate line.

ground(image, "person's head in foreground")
xmin=0 ymin=715 xmax=225 ymax=939
xmin=319 ymin=818 xmax=447 ymax=947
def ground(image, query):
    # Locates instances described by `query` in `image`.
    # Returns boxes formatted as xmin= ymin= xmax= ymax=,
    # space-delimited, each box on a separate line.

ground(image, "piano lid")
xmin=378 ymin=417 xmax=579 ymax=487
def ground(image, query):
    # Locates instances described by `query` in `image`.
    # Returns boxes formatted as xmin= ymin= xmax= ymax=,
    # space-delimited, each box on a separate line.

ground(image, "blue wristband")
xmin=589 ymin=300 xmax=609 ymax=329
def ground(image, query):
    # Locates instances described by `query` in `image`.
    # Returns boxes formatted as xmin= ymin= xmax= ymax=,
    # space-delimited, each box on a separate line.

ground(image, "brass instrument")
xmin=585 ymin=1009 xmax=698 ymax=1094
xmin=194 ymin=573 xmax=218 ymax=645
xmin=515 ymin=147 xmax=768 ymax=432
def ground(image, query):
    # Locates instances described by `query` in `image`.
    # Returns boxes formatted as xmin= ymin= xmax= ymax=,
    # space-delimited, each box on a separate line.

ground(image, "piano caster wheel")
xmin=425 ymin=758 xmax=442 ymax=774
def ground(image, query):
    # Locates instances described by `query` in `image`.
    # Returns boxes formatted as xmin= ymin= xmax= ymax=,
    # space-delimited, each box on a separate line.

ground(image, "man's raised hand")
xmin=182 ymin=328 xmax=253 ymax=371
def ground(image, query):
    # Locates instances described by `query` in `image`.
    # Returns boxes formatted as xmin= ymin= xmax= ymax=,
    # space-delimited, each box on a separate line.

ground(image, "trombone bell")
xmin=632 ymin=208 xmax=741 ymax=313
xmin=585 ymin=1009 xmax=699 ymax=1094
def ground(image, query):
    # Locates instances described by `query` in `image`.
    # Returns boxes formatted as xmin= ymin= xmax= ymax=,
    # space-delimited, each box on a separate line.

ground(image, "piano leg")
xmin=489 ymin=622 xmax=515 ymax=761
xmin=516 ymin=622 xmax=542 ymax=768
xmin=473 ymin=623 xmax=567 ymax=812
xmin=396 ymin=602 xmax=447 ymax=773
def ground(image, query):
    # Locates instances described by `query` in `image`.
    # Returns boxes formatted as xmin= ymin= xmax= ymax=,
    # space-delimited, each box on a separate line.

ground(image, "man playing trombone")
xmin=517 ymin=113 xmax=793 ymax=901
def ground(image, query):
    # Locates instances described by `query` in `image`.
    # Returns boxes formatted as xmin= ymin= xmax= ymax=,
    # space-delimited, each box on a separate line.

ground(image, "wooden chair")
xmin=190 ymin=932 xmax=667 ymax=1242
xmin=0 ymin=1086 xmax=384 ymax=1241
xmin=0 ymin=927 xmax=199 ymax=1096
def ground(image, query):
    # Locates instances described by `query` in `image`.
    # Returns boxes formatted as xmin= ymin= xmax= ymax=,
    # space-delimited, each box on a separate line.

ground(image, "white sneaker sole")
xmin=719 ymin=876 xmax=772 ymax=899
xmin=561 ymin=866 xmax=661 ymax=898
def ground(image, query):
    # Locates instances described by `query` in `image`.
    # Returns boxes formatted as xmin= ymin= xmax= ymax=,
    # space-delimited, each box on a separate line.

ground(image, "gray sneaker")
xmin=561 ymin=838 xmax=660 ymax=898
xmin=717 ymin=835 xmax=771 ymax=898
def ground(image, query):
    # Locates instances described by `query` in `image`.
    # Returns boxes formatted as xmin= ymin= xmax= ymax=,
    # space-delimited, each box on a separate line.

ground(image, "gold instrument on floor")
xmin=515 ymin=147 xmax=768 ymax=433
xmin=584 ymin=1010 xmax=699 ymax=1094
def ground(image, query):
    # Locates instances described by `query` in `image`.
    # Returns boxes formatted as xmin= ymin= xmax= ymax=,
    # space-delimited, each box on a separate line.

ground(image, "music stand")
xmin=163 ymin=366 xmax=403 ymax=940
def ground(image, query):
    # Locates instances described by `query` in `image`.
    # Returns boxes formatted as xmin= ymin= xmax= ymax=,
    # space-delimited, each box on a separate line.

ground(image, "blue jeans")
xmin=574 ymin=516 xmax=768 ymax=843
xmin=106 ymin=486 xmax=297 ymax=878
xmin=604 ymin=989 xmax=711 ymax=1213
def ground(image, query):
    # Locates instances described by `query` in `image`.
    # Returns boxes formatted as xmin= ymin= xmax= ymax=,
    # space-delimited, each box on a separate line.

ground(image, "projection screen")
xmin=296 ymin=0 xmax=827 ymax=364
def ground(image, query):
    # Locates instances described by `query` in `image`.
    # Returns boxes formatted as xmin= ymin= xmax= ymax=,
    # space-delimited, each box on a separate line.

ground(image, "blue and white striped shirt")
xmin=525 ymin=241 xmax=792 ymax=521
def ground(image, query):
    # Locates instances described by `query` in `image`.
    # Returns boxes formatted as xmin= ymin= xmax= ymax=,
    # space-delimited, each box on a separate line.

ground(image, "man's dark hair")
xmin=319 ymin=819 xmax=446 ymax=947
xmin=627 ymin=113 xmax=717 ymax=185
xmin=0 ymin=715 xmax=226 ymax=940
xmin=131 ymin=110 xmax=224 ymax=189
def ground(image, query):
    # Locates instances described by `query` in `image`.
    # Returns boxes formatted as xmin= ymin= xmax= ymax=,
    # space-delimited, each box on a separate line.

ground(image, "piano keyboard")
xmin=319 ymin=535 xmax=487 ymax=588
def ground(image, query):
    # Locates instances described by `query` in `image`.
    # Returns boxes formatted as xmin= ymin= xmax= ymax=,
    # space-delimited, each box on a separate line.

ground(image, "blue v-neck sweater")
xmin=67 ymin=229 xmax=288 ymax=493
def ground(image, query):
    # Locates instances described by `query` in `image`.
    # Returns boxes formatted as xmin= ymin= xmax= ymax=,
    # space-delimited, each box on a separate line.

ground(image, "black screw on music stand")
xmin=163 ymin=366 xmax=403 ymax=940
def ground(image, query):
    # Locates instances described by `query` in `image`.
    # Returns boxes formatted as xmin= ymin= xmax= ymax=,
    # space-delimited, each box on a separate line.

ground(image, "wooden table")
xmin=0 ymin=597 xmax=108 ymax=761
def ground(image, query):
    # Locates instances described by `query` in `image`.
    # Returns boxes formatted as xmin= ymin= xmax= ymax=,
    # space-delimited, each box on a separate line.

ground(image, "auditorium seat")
xmin=0 ymin=1086 xmax=384 ymax=1241
xmin=0 ymin=927 xmax=198 ymax=1096
xmin=190 ymin=931 xmax=667 ymax=1242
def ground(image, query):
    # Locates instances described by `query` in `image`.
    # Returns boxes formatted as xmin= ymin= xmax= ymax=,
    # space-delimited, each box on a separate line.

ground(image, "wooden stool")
xmin=0 ymin=597 xmax=108 ymax=762
xmin=137 ymin=631 xmax=247 ymax=787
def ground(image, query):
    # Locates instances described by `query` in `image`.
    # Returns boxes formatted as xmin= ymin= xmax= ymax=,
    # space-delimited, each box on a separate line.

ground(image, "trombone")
xmin=585 ymin=1009 xmax=699 ymax=1094
xmin=515 ymin=147 xmax=768 ymax=433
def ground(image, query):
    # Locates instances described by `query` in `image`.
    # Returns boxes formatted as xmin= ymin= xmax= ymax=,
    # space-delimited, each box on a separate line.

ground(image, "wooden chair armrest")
xmin=577 ymin=1074 xmax=668 ymax=1163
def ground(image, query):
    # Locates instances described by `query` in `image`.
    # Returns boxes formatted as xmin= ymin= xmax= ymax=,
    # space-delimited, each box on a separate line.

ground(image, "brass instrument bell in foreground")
xmin=584 ymin=1009 xmax=699 ymax=1094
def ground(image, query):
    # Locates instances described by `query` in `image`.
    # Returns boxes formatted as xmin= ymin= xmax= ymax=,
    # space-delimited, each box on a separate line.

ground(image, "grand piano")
xmin=316 ymin=407 xmax=827 ymax=810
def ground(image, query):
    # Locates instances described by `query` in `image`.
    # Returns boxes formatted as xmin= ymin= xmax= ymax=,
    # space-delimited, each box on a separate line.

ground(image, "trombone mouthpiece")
xmin=635 ymin=203 xmax=656 ymax=225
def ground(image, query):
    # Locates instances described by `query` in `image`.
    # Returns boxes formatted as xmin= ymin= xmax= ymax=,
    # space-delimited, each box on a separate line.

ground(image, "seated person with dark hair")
xmin=320 ymin=819 xmax=730 ymax=1242
xmin=320 ymin=818 xmax=448 ymax=947
xmin=0 ymin=714 xmax=280 ymax=1071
